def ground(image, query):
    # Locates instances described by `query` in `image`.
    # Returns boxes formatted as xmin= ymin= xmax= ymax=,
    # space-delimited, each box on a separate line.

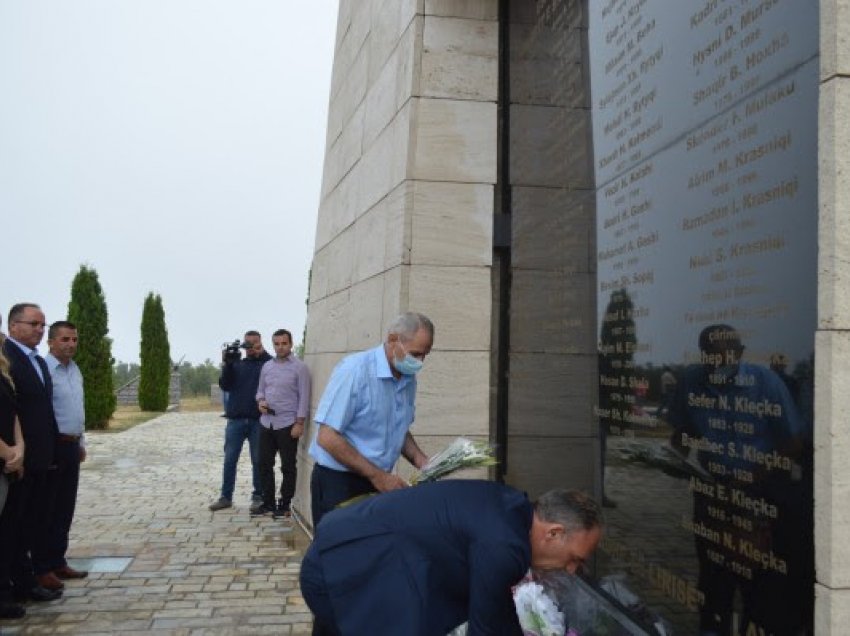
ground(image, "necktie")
xmin=32 ymin=352 xmax=46 ymax=385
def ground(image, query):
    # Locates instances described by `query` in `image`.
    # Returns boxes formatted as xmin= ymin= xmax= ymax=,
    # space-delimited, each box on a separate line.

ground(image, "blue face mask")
xmin=393 ymin=343 xmax=424 ymax=376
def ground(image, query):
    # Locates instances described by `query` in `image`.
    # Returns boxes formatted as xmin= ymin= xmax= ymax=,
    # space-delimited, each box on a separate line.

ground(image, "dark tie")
xmin=34 ymin=354 xmax=49 ymax=390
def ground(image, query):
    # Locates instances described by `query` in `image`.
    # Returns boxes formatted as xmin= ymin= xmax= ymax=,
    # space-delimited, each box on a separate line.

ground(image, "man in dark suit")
xmin=299 ymin=480 xmax=602 ymax=636
xmin=0 ymin=303 xmax=61 ymax=613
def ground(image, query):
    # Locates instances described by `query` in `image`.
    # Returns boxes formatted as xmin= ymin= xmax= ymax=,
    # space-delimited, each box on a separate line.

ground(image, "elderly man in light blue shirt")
xmin=308 ymin=312 xmax=434 ymax=529
xmin=42 ymin=321 xmax=88 ymax=583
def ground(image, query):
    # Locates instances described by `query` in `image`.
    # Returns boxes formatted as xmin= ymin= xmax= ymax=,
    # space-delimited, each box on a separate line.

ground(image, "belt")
xmin=58 ymin=434 xmax=81 ymax=443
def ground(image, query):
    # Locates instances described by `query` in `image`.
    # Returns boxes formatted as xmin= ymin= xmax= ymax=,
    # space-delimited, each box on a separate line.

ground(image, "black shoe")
xmin=250 ymin=504 xmax=274 ymax=517
xmin=273 ymin=499 xmax=291 ymax=519
xmin=248 ymin=498 xmax=264 ymax=514
xmin=208 ymin=497 xmax=232 ymax=512
xmin=27 ymin=585 xmax=62 ymax=602
xmin=54 ymin=565 xmax=89 ymax=580
xmin=0 ymin=602 xmax=25 ymax=619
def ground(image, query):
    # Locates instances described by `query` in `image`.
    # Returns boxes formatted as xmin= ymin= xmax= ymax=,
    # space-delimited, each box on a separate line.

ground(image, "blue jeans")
xmin=220 ymin=418 xmax=261 ymax=501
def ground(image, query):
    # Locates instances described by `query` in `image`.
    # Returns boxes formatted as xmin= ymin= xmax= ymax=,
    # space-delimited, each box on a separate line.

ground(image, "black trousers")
xmin=46 ymin=439 xmax=82 ymax=570
xmin=258 ymin=425 xmax=298 ymax=509
xmin=0 ymin=478 xmax=25 ymax=601
xmin=7 ymin=468 xmax=57 ymax=587
xmin=309 ymin=464 xmax=375 ymax=530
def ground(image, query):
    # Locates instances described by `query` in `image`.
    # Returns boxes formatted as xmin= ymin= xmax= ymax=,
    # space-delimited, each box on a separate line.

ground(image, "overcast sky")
xmin=0 ymin=1 xmax=338 ymax=364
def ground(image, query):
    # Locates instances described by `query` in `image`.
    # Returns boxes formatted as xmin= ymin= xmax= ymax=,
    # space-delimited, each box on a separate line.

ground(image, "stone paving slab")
xmin=2 ymin=412 xmax=313 ymax=635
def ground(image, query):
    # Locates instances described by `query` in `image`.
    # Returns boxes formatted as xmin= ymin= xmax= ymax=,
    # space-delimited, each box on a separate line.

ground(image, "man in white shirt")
xmin=42 ymin=321 xmax=89 ymax=587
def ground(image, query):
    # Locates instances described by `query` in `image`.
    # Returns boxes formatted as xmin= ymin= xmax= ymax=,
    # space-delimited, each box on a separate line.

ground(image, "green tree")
xmin=138 ymin=293 xmax=171 ymax=411
xmin=67 ymin=265 xmax=117 ymax=429
xmin=177 ymin=359 xmax=221 ymax=397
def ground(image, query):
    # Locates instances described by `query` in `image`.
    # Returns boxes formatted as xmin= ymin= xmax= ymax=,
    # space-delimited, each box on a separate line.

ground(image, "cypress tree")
xmin=67 ymin=265 xmax=117 ymax=429
xmin=138 ymin=293 xmax=171 ymax=411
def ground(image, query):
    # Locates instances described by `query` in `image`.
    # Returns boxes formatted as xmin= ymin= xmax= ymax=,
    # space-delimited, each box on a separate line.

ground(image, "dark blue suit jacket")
xmin=3 ymin=339 xmax=57 ymax=471
xmin=305 ymin=480 xmax=532 ymax=635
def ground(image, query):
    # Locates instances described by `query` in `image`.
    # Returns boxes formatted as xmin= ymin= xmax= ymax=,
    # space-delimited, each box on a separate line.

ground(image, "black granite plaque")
xmin=590 ymin=0 xmax=817 ymax=633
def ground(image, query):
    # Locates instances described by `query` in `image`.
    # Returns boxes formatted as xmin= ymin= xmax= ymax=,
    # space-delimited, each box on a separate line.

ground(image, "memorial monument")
xmin=591 ymin=1 xmax=816 ymax=632
xmin=302 ymin=1 xmax=848 ymax=631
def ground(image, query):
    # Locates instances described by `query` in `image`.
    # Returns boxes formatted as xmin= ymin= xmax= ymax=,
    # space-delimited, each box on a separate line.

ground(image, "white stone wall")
xmin=293 ymin=0 xmax=500 ymax=524
xmin=815 ymin=0 xmax=850 ymax=631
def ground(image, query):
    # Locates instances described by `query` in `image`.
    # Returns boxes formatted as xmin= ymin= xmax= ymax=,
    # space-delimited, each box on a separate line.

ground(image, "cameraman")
xmin=208 ymin=330 xmax=271 ymax=513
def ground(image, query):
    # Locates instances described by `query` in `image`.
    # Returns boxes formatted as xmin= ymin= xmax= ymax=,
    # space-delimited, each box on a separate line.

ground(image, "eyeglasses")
xmin=14 ymin=321 xmax=46 ymax=328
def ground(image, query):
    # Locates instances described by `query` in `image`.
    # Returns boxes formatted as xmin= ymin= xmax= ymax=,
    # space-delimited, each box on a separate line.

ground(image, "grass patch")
xmin=178 ymin=395 xmax=223 ymax=413
xmin=101 ymin=406 xmax=163 ymax=433
xmin=97 ymin=395 xmax=221 ymax=434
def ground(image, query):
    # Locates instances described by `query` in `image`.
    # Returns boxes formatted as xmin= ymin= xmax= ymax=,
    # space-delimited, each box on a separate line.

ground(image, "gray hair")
xmin=8 ymin=303 xmax=41 ymax=325
xmin=387 ymin=312 xmax=434 ymax=342
xmin=534 ymin=490 xmax=602 ymax=533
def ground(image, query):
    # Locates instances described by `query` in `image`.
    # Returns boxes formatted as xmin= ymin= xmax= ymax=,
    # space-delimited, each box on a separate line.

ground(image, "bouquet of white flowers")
xmin=338 ymin=437 xmax=497 ymax=510
xmin=513 ymin=580 xmax=567 ymax=636
xmin=447 ymin=576 xmax=578 ymax=636
xmin=410 ymin=437 xmax=497 ymax=485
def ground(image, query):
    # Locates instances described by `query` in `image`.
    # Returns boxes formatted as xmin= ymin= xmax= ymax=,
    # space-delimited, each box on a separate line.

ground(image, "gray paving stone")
xmin=3 ymin=413 xmax=313 ymax=634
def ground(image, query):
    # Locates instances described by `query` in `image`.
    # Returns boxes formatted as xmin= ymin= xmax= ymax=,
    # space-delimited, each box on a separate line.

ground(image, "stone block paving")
xmin=3 ymin=412 xmax=314 ymax=635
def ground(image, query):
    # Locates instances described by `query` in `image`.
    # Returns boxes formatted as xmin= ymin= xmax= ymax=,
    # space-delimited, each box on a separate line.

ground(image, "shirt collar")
xmin=374 ymin=344 xmax=394 ymax=379
xmin=43 ymin=352 xmax=70 ymax=370
xmin=7 ymin=335 xmax=37 ymax=357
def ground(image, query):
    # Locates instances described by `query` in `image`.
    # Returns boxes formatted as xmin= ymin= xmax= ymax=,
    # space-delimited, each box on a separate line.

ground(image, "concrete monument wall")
xmin=115 ymin=372 xmax=181 ymax=408
xmin=294 ymin=0 xmax=501 ymax=524
xmin=815 ymin=1 xmax=850 ymax=632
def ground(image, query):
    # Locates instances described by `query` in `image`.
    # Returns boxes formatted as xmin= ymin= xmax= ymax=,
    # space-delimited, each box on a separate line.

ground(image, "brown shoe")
xmin=35 ymin=573 xmax=64 ymax=591
xmin=54 ymin=565 xmax=88 ymax=580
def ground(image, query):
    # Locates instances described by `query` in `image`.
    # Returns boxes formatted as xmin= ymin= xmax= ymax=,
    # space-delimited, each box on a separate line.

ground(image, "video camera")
xmin=222 ymin=339 xmax=252 ymax=364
